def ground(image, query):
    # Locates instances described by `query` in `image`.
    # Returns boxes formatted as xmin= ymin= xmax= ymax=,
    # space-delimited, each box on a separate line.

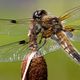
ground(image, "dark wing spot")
xmin=11 ymin=20 xmax=17 ymax=23
xmin=19 ymin=40 xmax=26 ymax=44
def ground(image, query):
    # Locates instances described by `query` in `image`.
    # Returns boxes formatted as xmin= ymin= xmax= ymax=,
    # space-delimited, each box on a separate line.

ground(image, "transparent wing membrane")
xmin=38 ymin=38 xmax=60 ymax=56
xmin=72 ymin=30 xmax=80 ymax=42
xmin=59 ymin=5 xmax=80 ymax=25
xmin=0 ymin=38 xmax=59 ymax=62
xmin=0 ymin=40 xmax=30 ymax=62
xmin=0 ymin=18 xmax=31 ymax=62
xmin=64 ymin=25 xmax=80 ymax=42
xmin=59 ymin=5 xmax=80 ymax=21
xmin=0 ymin=19 xmax=28 ymax=38
xmin=0 ymin=18 xmax=31 ymax=24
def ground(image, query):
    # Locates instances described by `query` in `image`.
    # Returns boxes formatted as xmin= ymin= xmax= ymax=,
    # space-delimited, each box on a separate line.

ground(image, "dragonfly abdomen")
xmin=56 ymin=31 xmax=80 ymax=63
xmin=69 ymin=50 xmax=80 ymax=62
xmin=64 ymin=45 xmax=80 ymax=62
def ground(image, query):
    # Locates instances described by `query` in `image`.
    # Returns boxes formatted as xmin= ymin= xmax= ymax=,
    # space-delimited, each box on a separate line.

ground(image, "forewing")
xmin=59 ymin=5 xmax=80 ymax=25
xmin=0 ymin=18 xmax=30 ymax=37
xmin=0 ymin=18 xmax=31 ymax=24
xmin=0 ymin=40 xmax=30 ymax=62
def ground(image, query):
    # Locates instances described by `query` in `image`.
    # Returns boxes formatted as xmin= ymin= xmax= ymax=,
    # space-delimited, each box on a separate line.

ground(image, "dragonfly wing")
xmin=65 ymin=31 xmax=73 ymax=38
xmin=0 ymin=18 xmax=31 ymax=37
xmin=0 ymin=38 xmax=60 ymax=62
xmin=72 ymin=30 xmax=80 ymax=42
xmin=0 ymin=40 xmax=30 ymax=62
xmin=38 ymin=38 xmax=60 ymax=56
xmin=64 ymin=25 xmax=80 ymax=42
xmin=59 ymin=5 xmax=80 ymax=25
xmin=0 ymin=18 xmax=31 ymax=24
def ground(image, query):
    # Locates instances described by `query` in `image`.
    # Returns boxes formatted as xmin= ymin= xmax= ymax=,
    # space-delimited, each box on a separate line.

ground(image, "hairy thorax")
xmin=41 ymin=15 xmax=63 ymax=38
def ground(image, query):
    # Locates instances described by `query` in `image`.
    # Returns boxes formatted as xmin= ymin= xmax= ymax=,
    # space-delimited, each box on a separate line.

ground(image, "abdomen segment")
xmin=56 ymin=31 xmax=80 ymax=63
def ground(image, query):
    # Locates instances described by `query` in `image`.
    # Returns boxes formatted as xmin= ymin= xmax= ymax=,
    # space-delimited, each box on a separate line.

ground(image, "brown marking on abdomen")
xmin=56 ymin=31 xmax=80 ymax=63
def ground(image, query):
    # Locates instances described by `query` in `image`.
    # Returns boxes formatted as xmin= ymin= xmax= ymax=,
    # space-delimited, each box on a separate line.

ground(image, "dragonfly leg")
xmin=38 ymin=38 xmax=46 ymax=50
xmin=38 ymin=35 xmax=43 ymax=44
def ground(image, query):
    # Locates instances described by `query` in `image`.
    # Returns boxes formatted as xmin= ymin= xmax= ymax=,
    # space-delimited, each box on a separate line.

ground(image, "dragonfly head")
xmin=33 ymin=10 xmax=47 ymax=21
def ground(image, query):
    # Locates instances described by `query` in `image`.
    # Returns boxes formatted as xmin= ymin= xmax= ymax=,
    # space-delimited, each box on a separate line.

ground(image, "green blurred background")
xmin=0 ymin=0 xmax=80 ymax=80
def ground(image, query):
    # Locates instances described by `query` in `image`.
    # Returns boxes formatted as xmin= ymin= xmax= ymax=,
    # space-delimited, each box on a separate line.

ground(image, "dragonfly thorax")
xmin=39 ymin=16 xmax=63 ymax=38
xmin=51 ymin=17 xmax=63 ymax=33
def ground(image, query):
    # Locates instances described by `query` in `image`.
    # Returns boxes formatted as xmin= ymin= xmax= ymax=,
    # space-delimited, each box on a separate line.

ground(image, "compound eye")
xmin=35 ymin=11 xmax=40 ymax=17
xmin=33 ymin=10 xmax=47 ymax=20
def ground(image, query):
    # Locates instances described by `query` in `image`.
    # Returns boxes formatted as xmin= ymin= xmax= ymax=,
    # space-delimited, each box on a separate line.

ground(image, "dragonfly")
xmin=0 ymin=6 xmax=80 ymax=63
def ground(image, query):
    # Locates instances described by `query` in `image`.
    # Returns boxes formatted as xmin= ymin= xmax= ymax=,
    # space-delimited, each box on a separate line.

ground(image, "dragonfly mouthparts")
xmin=11 ymin=20 xmax=17 ymax=23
